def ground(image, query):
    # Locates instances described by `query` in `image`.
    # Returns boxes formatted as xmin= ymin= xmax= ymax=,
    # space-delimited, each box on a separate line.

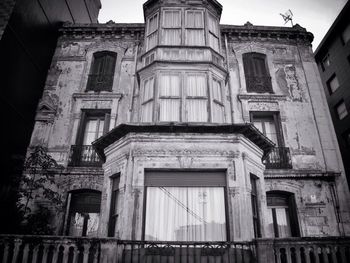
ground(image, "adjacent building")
xmin=1 ymin=0 xmax=350 ymax=263
xmin=314 ymin=0 xmax=350 ymax=188
xmin=0 ymin=0 xmax=101 ymax=233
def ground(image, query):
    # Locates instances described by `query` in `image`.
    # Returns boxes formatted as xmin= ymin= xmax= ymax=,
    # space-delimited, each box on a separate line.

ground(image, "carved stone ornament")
xmin=35 ymin=92 xmax=59 ymax=122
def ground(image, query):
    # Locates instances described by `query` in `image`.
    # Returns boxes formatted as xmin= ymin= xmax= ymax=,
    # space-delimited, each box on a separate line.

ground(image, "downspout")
xmin=224 ymin=33 xmax=235 ymax=123
xmin=330 ymin=182 xmax=345 ymax=236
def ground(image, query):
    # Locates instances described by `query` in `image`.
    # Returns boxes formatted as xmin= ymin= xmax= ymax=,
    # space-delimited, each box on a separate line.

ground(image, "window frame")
xmin=108 ymin=173 xmax=121 ymax=237
xmin=86 ymin=51 xmax=117 ymax=92
xmin=142 ymin=170 xmax=230 ymax=242
xmin=335 ymin=100 xmax=348 ymax=120
xmin=146 ymin=12 xmax=159 ymax=51
xmin=327 ymin=74 xmax=340 ymax=95
xmin=250 ymin=111 xmax=285 ymax=147
xmin=266 ymin=191 xmax=300 ymax=238
xmin=250 ymin=174 xmax=261 ymax=238
xmin=185 ymin=9 xmax=205 ymax=46
xmin=207 ymin=12 xmax=220 ymax=51
xmin=161 ymin=9 xmax=182 ymax=46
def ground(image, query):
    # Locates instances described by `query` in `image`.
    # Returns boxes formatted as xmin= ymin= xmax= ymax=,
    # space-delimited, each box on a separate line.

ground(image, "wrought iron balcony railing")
xmin=263 ymin=147 xmax=292 ymax=169
xmin=86 ymin=74 xmax=114 ymax=92
xmin=245 ymin=75 xmax=273 ymax=93
xmin=68 ymin=145 xmax=102 ymax=167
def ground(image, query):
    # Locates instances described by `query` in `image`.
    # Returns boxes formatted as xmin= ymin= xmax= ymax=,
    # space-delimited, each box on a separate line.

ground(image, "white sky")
xmin=98 ymin=0 xmax=347 ymax=50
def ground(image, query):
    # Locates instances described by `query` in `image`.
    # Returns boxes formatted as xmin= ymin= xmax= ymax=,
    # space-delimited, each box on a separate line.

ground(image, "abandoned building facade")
xmin=2 ymin=0 xmax=350 ymax=262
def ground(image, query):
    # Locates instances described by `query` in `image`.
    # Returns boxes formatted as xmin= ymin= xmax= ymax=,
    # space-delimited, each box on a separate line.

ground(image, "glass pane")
xmin=147 ymin=32 xmax=158 ymax=50
xmin=163 ymin=29 xmax=181 ymax=45
xmin=264 ymin=120 xmax=278 ymax=145
xmin=275 ymin=208 xmax=292 ymax=237
xmin=83 ymin=120 xmax=98 ymax=145
xmin=337 ymin=102 xmax=348 ymax=120
xmin=208 ymin=14 xmax=218 ymax=35
xmin=209 ymin=33 xmax=219 ymax=51
xmin=98 ymin=120 xmax=104 ymax=138
xmin=266 ymin=208 xmax=275 ymax=238
xmin=187 ymin=99 xmax=208 ymax=122
xmin=212 ymin=79 xmax=222 ymax=101
xmin=143 ymin=78 xmax=154 ymax=102
xmin=186 ymin=29 xmax=205 ymax=45
xmin=69 ymin=212 xmax=99 ymax=237
xmin=163 ymin=10 xmax=181 ymax=27
xmin=148 ymin=14 xmax=158 ymax=33
xmin=253 ymin=121 xmax=263 ymax=133
xmin=186 ymin=11 xmax=203 ymax=28
xmin=142 ymin=102 xmax=153 ymax=122
xmin=160 ymin=74 xmax=180 ymax=96
xmin=329 ymin=76 xmax=339 ymax=93
xmin=187 ymin=75 xmax=207 ymax=96
xmin=159 ymin=99 xmax=180 ymax=122
xmin=145 ymin=187 xmax=226 ymax=241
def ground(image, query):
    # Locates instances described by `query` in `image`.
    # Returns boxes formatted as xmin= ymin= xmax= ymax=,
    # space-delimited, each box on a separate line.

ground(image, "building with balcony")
xmin=314 ymin=1 xmax=350 ymax=188
xmin=1 ymin=0 xmax=350 ymax=262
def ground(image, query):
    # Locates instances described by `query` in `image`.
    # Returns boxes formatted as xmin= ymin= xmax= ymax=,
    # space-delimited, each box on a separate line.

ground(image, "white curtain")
xmin=147 ymin=32 xmax=158 ymax=50
xmin=208 ymin=14 xmax=219 ymax=51
xmin=186 ymin=74 xmax=208 ymax=122
xmin=185 ymin=11 xmax=204 ymax=46
xmin=212 ymin=79 xmax=224 ymax=123
xmin=145 ymin=187 xmax=226 ymax=241
xmin=159 ymin=74 xmax=180 ymax=122
xmin=276 ymin=208 xmax=291 ymax=237
xmin=186 ymin=29 xmax=205 ymax=46
xmin=163 ymin=29 xmax=181 ymax=45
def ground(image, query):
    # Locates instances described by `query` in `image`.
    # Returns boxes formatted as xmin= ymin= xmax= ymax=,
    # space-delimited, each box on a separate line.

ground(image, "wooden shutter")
xmin=145 ymin=171 xmax=226 ymax=187
xmin=75 ymin=111 xmax=87 ymax=145
xmin=243 ymin=53 xmax=254 ymax=77
xmin=103 ymin=113 xmax=111 ymax=134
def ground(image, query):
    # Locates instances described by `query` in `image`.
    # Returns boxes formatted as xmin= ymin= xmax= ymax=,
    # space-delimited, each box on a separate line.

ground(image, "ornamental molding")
xmin=238 ymin=94 xmax=287 ymax=101
xmin=264 ymin=170 xmax=340 ymax=180
xmin=132 ymin=148 xmax=240 ymax=158
xmin=72 ymin=92 xmax=122 ymax=101
xmin=35 ymin=92 xmax=59 ymax=122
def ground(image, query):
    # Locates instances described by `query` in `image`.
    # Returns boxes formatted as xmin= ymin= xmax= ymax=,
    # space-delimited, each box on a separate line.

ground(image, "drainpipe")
xmin=224 ymin=33 xmax=235 ymax=123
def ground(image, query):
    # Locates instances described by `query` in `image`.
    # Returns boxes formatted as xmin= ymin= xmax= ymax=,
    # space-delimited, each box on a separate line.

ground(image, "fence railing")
xmin=256 ymin=237 xmax=350 ymax=263
xmin=68 ymin=145 xmax=102 ymax=167
xmin=0 ymin=236 xmax=255 ymax=263
xmin=263 ymin=147 xmax=292 ymax=169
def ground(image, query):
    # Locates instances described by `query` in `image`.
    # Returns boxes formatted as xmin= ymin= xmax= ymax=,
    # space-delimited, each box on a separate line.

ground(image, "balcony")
xmin=1 ymin=235 xmax=350 ymax=263
xmin=86 ymin=74 xmax=114 ymax=92
xmin=68 ymin=145 xmax=102 ymax=167
xmin=263 ymin=147 xmax=292 ymax=169
xmin=245 ymin=75 xmax=273 ymax=93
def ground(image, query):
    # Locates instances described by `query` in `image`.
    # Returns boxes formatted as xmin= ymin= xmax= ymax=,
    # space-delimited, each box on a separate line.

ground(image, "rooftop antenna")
xmin=280 ymin=9 xmax=294 ymax=26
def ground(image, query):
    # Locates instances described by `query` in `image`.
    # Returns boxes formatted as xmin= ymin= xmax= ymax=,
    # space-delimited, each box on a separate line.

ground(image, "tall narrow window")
xmin=67 ymin=191 xmax=101 ymax=237
xmin=212 ymin=78 xmax=224 ymax=123
xmin=327 ymin=74 xmax=339 ymax=94
xmin=108 ymin=174 xmax=120 ymax=237
xmin=243 ymin=52 xmax=273 ymax=93
xmin=250 ymin=174 xmax=261 ymax=238
xmin=144 ymin=171 xmax=227 ymax=241
xmin=141 ymin=77 xmax=155 ymax=122
xmin=86 ymin=51 xmax=117 ymax=92
xmin=341 ymin=23 xmax=350 ymax=44
xmin=146 ymin=13 xmax=159 ymax=51
xmin=69 ymin=110 xmax=110 ymax=166
xmin=335 ymin=100 xmax=348 ymax=120
xmin=266 ymin=192 xmax=299 ymax=238
xmin=185 ymin=10 xmax=205 ymax=46
xmin=162 ymin=10 xmax=181 ymax=45
xmin=159 ymin=74 xmax=181 ymax=122
xmin=208 ymin=13 xmax=219 ymax=51
xmin=186 ymin=74 xmax=208 ymax=122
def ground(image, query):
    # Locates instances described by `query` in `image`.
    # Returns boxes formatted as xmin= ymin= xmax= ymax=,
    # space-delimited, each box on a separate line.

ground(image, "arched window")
xmin=243 ymin=52 xmax=273 ymax=93
xmin=67 ymin=190 xmax=101 ymax=237
xmin=266 ymin=191 xmax=299 ymax=238
xmin=86 ymin=51 xmax=117 ymax=92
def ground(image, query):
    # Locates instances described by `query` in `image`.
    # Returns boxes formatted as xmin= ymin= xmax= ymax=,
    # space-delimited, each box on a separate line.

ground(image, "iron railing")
xmin=86 ymin=74 xmax=114 ymax=92
xmin=263 ymin=147 xmax=292 ymax=169
xmin=245 ymin=76 xmax=273 ymax=93
xmin=68 ymin=145 xmax=102 ymax=167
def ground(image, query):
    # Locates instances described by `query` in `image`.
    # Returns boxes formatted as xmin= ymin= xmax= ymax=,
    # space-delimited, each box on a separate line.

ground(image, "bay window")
xmin=146 ymin=13 xmax=159 ymax=51
xmin=185 ymin=10 xmax=205 ymax=46
xmin=144 ymin=171 xmax=227 ymax=241
xmin=162 ymin=10 xmax=181 ymax=45
xmin=140 ymin=72 xmax=226 ymax=123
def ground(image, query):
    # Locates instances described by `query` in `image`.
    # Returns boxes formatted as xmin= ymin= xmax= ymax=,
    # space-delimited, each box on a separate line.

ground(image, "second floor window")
xmin=243 ymin=52 xmax=273 ymax=93
xmin=147 ymin=13 xmax=159 ymax=50
xmin=140 ymin=72 xmax=225 ymax=123
xmin=208 ymin=13 xmax=219 ymax=51
xmin=327 ymin=74 xmax=339 ymax=94
xmin=185 ymin=10 xmax=205 ymax=46
xmin=162 ymin=10 xmax=181 ymax=45
xmin=86 ymin=51 xmax=117 ymax=92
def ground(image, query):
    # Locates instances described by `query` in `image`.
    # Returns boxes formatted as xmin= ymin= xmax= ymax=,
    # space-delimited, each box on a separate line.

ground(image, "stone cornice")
xmin=264 ymin=170 xmax=340 ymax=180
xmin=72 ymin=92 xmax=123 ymax=100
xmin=220 ymin=23 xmax=314 ymax=45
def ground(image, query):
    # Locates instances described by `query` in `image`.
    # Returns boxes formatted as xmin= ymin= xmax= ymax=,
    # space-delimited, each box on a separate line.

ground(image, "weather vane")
xmin=280 ymin=9 xmax=294 ymax=26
